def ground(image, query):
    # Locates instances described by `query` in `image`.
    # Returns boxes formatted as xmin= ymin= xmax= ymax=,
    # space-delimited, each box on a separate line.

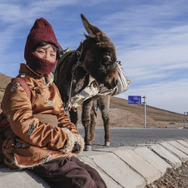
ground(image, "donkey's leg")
xmin=82 ymin=98 xmax=93 ymax=151
xmin=90 ymin=102 xmax=97 ymax=141
xmin=69 ymin=109 xmax=78 ymax=128
xmin=98 ymin=96 xmax=111 ymax=146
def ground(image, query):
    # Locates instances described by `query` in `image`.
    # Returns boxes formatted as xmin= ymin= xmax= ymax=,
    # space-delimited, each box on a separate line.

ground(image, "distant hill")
xmin=0 ymin=72 xmax=186 ymax=128
xmin=110 ymin=97 xmax=184 ymax=122
xmin=0 ymin=73 xmax=12 ymax=103
xmin=0 ymin=73 xmax=12 ymax=89
xmin=110 ymin=96 xmax=185 ymax=128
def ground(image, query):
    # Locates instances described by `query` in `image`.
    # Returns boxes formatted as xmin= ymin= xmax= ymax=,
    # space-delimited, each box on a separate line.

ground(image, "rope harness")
xmin=54 ymin=48 xmax=83 ymax=112
xmin=66 ymin=51 xmax=83 ymax=111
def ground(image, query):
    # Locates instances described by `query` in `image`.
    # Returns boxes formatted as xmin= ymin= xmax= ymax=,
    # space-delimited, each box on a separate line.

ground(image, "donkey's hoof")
xmin=84 ymin=145 xmax=92 ymax=151
xmin=105 ymin=142 xmax=110 ymax=147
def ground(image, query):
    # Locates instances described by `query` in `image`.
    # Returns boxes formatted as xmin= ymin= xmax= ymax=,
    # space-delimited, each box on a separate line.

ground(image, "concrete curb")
xmin=1 ymin=139 xmax=188 ymax=188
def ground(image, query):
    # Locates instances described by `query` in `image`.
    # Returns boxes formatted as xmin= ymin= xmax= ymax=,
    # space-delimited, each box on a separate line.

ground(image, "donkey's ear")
xmin=81 ymin=14 xmax=102 ymax=38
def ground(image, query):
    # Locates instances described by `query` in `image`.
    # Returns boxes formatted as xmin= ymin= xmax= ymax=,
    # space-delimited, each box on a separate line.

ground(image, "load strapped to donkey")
xmin=54 ymin=50 xmax=130 ymax=111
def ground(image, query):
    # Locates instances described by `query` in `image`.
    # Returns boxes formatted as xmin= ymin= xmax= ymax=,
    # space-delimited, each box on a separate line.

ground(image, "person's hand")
xmin=68 ymin=105 xmax=77 ymax=112
xmin=72 ymin=143 xmax=80 ymax=153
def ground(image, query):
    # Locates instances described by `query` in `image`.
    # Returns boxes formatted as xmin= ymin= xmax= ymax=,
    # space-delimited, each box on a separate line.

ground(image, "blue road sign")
xmin=128 ymin=96 xmax=142 ymax=105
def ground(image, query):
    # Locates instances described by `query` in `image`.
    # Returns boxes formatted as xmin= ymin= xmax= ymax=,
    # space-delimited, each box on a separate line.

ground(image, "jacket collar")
xmin=19 ymin=63 xmax=54 ymax=86
xmin=19 ymin=63 xmax=43 ymax=79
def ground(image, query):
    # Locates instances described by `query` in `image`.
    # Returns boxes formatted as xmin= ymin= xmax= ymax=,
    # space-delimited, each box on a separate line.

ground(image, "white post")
xmin=184 ymin=112 xmax=188 ymax=127
xmin=143 ymin=96 xmax=147 ymax=128
xmin=184 ymin=112 xmax=186 ymax=127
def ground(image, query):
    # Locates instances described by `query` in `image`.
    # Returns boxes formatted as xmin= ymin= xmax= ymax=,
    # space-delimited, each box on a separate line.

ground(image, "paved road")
xmin=78 ymin=127 xmax=188 ymax=150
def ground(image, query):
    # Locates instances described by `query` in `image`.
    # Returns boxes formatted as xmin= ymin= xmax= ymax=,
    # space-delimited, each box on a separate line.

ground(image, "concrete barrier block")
xmin=177 ymin=140 xmax=188 ymax=148
xmin=79 ymin=156 xmax=122 ymax=188
xmin=87 ymin=152 xmax=146 ymax=188
xmin=160 ymin=142 xmax=188 ymax=162
xmin=114 ymin=149 xmax=161 ymax=184
xmin=0 ymin=166 xmax=50 ymax=188
xmin=150 ymin=144 xmax=181 ymax=169
xmin=168 ymin=140 xmax=188 ymax=155
xmin=134 ymin=147 xmax=171 ymax=176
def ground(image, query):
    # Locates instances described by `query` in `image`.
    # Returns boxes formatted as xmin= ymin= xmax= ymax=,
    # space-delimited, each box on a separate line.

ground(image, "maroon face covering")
xmin=26 ymin=52 xmax=58 ymax=75
xmin=24 ymin=18 xmax=59 ymax=75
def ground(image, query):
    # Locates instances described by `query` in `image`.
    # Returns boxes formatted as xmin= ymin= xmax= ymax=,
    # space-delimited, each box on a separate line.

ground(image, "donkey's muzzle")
xmin=104 ymin=77 xmax=118 ymax=89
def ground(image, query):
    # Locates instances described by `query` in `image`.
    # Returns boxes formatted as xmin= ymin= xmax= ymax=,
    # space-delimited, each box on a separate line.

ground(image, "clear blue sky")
xmin=0 ymin=0 xmax=188 ymax=114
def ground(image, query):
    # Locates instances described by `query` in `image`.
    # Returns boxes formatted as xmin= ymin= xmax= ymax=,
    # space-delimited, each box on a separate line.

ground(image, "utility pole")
xmin=143 ymin=96 xmax=147 ymax=128
xmin=184 ymin=112 xmax=188 ymax=127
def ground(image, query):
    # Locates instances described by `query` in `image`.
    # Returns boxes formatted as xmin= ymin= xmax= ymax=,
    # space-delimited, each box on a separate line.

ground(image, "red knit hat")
xmin=24 ymin=18 xmax=59 ymax=74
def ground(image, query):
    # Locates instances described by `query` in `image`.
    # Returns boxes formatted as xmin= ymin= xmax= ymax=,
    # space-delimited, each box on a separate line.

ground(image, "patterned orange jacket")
xmin=1 ymin=63 xmax=84 ymax=170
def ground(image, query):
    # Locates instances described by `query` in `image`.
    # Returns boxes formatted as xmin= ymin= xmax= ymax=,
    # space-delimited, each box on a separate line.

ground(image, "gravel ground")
xmin=145 ymin=162 xmax=188 ymax=188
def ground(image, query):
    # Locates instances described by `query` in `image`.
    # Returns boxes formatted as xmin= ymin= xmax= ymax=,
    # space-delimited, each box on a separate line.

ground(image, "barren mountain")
xmin=0 ymin=73 xmax=186 ymax=128
xmin=109 ymin=97 xmax=186 ymax=128
xmin=0 ymin=73 xmax=11 ymax=103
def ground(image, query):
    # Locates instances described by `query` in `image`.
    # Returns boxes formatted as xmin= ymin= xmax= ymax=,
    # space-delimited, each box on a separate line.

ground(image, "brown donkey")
xmin=55 ymin=14 xmax=118 ymax=150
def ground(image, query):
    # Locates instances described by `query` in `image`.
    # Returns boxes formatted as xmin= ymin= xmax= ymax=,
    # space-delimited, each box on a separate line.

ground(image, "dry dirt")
xmin=145 ymin=162 xmax=188 ymax=188
xmin=1 ymin=72 xmax=188 ymax=187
